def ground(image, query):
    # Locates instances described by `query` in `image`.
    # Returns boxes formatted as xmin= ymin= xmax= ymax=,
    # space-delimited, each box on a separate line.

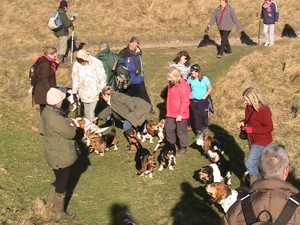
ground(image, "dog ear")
xmin=214 ymin=183 xmax=230 ymax=203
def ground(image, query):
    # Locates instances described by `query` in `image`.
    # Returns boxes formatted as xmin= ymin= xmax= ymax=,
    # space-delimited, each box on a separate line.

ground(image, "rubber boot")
xmin=124 ymin=128 xmax=138 ymax=152
xmin=46 ymin=184 xmax=56 ymax=208
xmin=54 ymin=192 xmax=75 ymax=220
xmin=249 ymin=174 xmax=261 ymax=186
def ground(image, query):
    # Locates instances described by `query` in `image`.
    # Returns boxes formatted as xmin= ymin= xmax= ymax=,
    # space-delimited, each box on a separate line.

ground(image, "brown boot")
xmin=54 ymin=192 xmax=75 ymax=220
xmin=46 ymin=184 xmax=56 ymax=208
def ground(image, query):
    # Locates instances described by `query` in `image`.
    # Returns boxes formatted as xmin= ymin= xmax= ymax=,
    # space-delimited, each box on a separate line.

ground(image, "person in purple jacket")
xmin=261 ymin=0 xmax=279 ymax=46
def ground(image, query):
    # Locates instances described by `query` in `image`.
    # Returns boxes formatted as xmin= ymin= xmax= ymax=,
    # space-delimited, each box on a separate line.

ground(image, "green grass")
xmin=0 ymin=44 xmax=256 ymax=225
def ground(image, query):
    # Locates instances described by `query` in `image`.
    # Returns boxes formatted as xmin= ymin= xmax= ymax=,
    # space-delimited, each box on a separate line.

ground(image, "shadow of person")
xmin=207 ymin=124 xmax=247 ymax=180
xmin=240 ymin=31 xmax=257 ymax=46
xmin=65 ymin=133 xmax=91 ymax=208
xmin=281 ymin=24 xmax=297 ymax=38
xmin=198 ymin=34 xmax=220 ymax=48
xmin=171 ymin=182 xmax=221 ymax=225
xmin=110 ymin=203 xmax=138 ymax=225
xmin=156 ymin=85 xmax=168 ymax=120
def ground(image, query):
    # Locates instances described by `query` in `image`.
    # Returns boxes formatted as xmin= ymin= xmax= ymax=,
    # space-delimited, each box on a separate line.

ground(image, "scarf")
xmin=34 ymin=55 xmax=58 ymax=73
xmin=263 ymin=1 xmax=273 ymax=16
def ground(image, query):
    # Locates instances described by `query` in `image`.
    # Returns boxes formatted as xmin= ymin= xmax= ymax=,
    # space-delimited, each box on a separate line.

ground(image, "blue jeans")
xmin=245 ymin=144 xmax=270 ymax=175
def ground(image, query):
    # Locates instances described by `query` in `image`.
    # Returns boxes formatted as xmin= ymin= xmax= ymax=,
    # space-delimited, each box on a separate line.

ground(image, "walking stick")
xmin=258 ymin=16 xmax=261 ymax=46
xmin=70 ymin=26 xmax=75 ymax=63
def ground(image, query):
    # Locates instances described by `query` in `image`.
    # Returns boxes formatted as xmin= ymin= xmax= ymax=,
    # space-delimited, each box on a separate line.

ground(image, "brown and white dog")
xmin=157 ymin=148 xmax=177 ymax=171
xmin=202 ymin=135 xmax=224 ymax=161
xmin=205 ymin=182 xmax=238 ymax=213
xmin=71 ymin=117 xmax=111 ymax=156
xmin=137 ymin=152 xmax=156 ymax=178
xmin=198 ymin=159 xmax=232 ymax=185
xmin=154 ymin=119 xmax=165 ymax=152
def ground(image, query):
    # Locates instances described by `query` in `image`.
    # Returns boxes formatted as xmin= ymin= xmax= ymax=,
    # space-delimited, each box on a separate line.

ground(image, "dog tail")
xmin=111 ymin=119 xmax=116 ymax=134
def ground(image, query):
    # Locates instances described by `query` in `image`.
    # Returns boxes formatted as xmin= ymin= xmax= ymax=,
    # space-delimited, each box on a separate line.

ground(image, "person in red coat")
xmin=237 ymin=87 xmax=273 ymax=184
xmin=32 ymin=46 xmax=59 ymax=115
xmin=165 ymin=67 xmax=190 ymax=154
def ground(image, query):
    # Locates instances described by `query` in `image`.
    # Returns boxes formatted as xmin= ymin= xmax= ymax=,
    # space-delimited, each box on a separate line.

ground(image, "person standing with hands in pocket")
xmin=206 ymin=0 xmax=241 ymax=59
xmin=237 ymin=87 xmax=273 ymax=185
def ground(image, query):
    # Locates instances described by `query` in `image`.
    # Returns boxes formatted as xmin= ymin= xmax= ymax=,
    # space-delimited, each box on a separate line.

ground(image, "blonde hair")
xmin=42 ymin=46 xmax=57 ymax=55
xmin=102 ymin=86 xmax=115 ymax=95
xmin=167 ymin=67 xmax=182 ymax=84
xmin=243 ymin=87 xmax=268 ymax=111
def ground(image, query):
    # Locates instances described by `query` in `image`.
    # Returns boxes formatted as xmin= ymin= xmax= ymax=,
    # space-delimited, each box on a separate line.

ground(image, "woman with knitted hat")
xmin=40 ymin=88 xmax=78 ymax=220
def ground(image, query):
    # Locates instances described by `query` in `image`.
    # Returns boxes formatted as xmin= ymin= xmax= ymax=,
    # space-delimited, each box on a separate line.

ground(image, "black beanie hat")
xmin=59 ymin=1 xmax=68 ymax=8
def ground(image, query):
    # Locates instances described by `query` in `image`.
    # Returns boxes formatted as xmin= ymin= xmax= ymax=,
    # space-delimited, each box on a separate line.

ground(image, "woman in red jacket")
xmin=237 ymin=87 xmax=273 ymax=184
xmin=165 ymin=67 xmax=190 ymax=154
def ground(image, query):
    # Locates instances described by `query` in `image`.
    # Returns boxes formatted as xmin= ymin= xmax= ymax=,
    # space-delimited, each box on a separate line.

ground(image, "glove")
xmin=244 ymin=126 xmax=253 ymax=134
xmin=73 ymin=94 xmax=78 ymax=104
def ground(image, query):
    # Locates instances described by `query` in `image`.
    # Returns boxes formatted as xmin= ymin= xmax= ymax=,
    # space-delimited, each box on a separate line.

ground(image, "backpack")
xmin=47 ymin=10 xmax=63 ymax=31
xmin=241 ymin=193 xmax=300 ymax=225
xmin=112 ymin=54 xmax=130 ymax=90
xmin=29 ymin=57 xmax=43 ymax=87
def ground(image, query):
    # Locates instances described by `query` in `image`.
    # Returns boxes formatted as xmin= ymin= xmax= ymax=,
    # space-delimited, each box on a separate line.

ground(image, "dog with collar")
xmin=157 ymin=148 xmax=177 ymax=171
xmin=198 ymin=159 xmax=232 ymax=185
xmin=205 ymin=182 xmax=238 ymax=213
xmin=137 ymin=120 xmax=158 ymax=144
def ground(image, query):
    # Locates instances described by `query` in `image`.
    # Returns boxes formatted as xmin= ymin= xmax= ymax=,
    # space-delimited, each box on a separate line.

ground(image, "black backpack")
xmin=241 ymin=193 xmax=300 ymax=225
xmin=112 ymin=54 xmax=130 ymax=91
xmin=29 ymin=58 xmax=43 ymax=87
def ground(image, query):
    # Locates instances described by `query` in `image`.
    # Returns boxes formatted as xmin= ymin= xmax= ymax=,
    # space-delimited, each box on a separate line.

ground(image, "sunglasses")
xmin=190 ymin=65 xmax=200 ymax=72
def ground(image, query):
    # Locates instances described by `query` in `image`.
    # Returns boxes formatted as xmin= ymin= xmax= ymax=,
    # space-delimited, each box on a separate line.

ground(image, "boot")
xmin=46 ymin=184 xmax=56 ymax=208
xmin=124 ymin=128 xmax=138 ymax=152
xmin=249 ymin=174 xmax=261 ymax=186
xmin=54 ymin=192 xmax=75 ymax=220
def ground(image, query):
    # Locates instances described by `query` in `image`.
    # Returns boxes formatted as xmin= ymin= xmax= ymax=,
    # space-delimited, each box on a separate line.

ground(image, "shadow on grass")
xmin=171 ymin=182 xmax=221 ymax=225
xmin=109 ymin=203 xmax=138 ymax=225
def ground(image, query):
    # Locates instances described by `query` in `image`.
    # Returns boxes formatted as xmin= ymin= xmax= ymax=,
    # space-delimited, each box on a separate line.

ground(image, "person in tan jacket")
xmin=223 ymin=145 xmax=300 ymax=225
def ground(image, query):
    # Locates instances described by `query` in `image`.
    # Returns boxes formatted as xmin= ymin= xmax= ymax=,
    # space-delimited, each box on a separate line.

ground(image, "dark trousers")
xmin=53 ymin=166 xmax=71 ymax=194
xmin=127 ymin=81 xmax=152 ymax=105
xmin=190 ymin=99 xmax=209 ymax=134
xmin=218 ymin=30 xmax=232 ymax=55
xmin=165 ymin=117 xmax=188 ymax=149
xmin=39 ymin=104 xmax=46 ymax=115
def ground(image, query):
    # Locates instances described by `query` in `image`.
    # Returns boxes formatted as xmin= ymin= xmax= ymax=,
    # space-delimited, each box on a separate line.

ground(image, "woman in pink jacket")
xmin=165 ymin=67 xmax=190 ymax=154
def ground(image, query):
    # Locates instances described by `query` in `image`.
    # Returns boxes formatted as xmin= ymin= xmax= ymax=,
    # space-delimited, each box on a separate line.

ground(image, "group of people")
xmin=34 ymin=0 xmax=299 ymax=223
xmin=206 ymin=0 xmax=279 ymax=58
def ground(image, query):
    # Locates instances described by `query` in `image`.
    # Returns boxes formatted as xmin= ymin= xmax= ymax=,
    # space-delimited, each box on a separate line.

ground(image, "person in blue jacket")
xmin=261 ymin=0 xmax=279 ymax=46
xmin=119 ymin=37 xmax=155 ymax=114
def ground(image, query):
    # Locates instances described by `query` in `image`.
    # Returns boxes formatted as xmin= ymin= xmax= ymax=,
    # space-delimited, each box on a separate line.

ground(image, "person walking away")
xmin=165 ymin=67 xmax=190 ymax=154
xmin=71 ymin=49 xmax=107 ymax=121
xmin=95 ymin=41 xmax=118 ymax=91
xmin=261 ymin=0 xmax=279 ymax=46
xmin=224 ymin=145 xmax=300 ymax=225
xmin=237 ymin=87 xmax=273 ymax=185
xmin=206 ymin=0 xmax=241 ymax=59
xmin=187 ymin=64 xmax=212 ymax=146
xmin=53 ymin=1 xmax=75 ymax=63
xmin=169 ymin=50 xmax=191 ymax=80
xmin=32 ymin=46 xmax=59 ymax=115
xmin=39 ymin=88 xmax=78 ymax=220
xmin=119 ymin=37 xmax=155 ymax=114
xmin=95 ymin=86 xmax=151 ymax=152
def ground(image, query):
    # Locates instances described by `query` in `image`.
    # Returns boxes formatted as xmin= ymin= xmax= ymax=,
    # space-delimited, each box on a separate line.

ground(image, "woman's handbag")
xmin=239 ymin=128 xmax=247 ymax=140
xmin=239 ymin=109 xmax=255 ymax=140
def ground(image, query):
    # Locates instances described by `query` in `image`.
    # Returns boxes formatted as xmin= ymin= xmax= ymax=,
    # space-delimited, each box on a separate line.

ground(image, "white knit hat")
xmin=76 ymin=49 xmax=90 ymax=61
xmin=46 ymin=88 xmax=66 ymax=105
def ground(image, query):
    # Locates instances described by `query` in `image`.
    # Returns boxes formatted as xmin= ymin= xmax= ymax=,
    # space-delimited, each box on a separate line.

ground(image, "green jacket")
xmin=54 ymin=8 xmax=73 ymax=37
xmin=97 ymin=92 xmax=151 ymax=128
xmin=39 ymin=105 xmax=77 ymax=169
xmin=95 ymin=48 xmax=117 ymax=90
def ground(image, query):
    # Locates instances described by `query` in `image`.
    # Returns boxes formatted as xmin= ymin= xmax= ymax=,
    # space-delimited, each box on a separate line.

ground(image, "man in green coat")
xmin=40 ymin=88 xmax=77 ymax=220
xmin=95 ymin=41 xmax=117 ymax=90
xmin=54 ymin=1 xmax=75 ymax=63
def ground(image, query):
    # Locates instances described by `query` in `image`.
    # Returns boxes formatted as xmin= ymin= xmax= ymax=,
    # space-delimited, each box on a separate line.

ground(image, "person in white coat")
xmin=72 ymin=49 xmax=106 ymax=120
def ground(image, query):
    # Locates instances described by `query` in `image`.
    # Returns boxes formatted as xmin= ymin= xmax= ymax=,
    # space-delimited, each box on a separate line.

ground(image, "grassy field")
xmin=0 ymin=44 xmax=256 ymax=225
